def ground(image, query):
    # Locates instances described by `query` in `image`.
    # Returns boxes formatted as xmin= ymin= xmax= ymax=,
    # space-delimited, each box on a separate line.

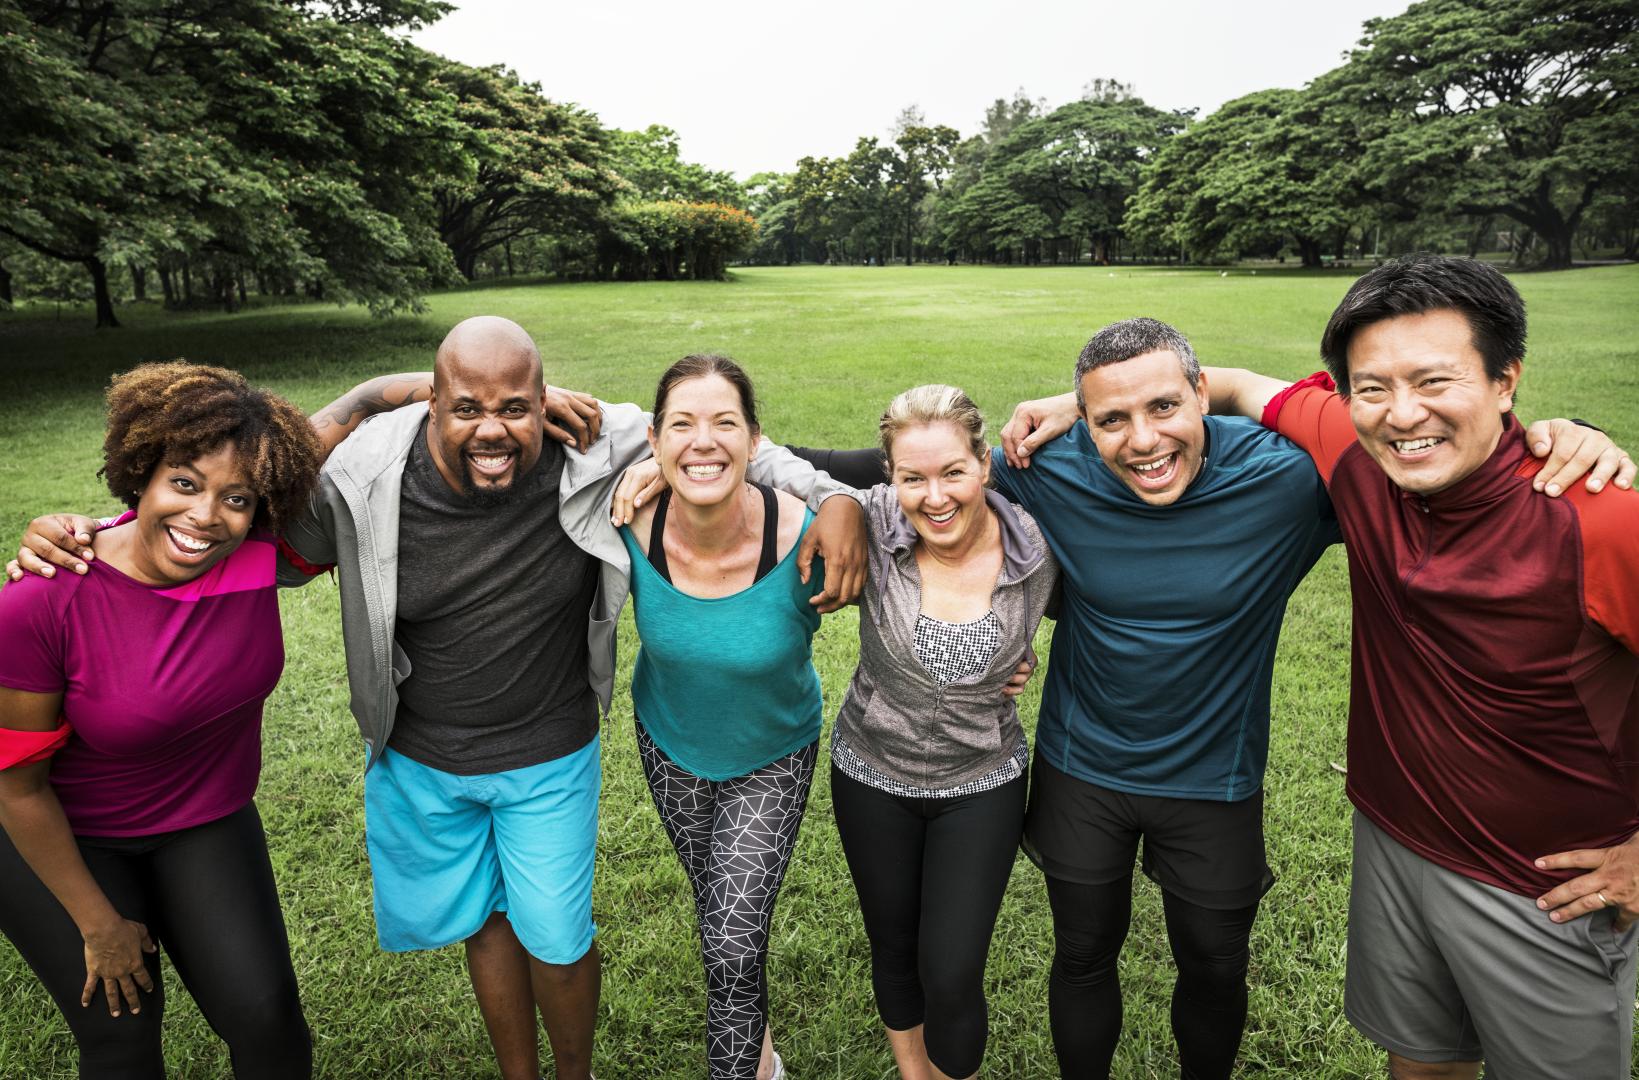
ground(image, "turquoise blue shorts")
xmin=363 ymin=736 xmax=600 ymax=963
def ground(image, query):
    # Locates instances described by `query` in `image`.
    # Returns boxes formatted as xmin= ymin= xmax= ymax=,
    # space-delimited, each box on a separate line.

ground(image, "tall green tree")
xmin=1336 ymin=0 xmax=1639 ymax=269
xmin=953 ymin=95 xmax=1184 ymax=263
xmin=1126 ymin=87 xmax=1352 ymax=266
xmin=893 ymin=124 xmax=959 ymax=264
xmin=1 ymin=0 xmax=462 ymax=326
xmin=430 ymin=60 xmax=622 ymax=280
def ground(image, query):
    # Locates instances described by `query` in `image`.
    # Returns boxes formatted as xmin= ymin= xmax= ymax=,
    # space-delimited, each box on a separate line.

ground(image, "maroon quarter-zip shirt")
xmin=1265 ymin=373 xmax=1639 ymax=897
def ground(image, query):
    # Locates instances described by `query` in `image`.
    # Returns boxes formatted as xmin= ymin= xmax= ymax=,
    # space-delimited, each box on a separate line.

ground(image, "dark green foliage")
xmin=0 ymin=1 xmax=474 ymax=324
xmin=1126 ymin=87 xmax=1354 ymax=267
xmin=1333 ymin=0 xmax=1639 ymax=269
xmin=430 ymin=59 xmax=624 ymax=281
xmin=592 ymin=201 xmax=758 ymax=281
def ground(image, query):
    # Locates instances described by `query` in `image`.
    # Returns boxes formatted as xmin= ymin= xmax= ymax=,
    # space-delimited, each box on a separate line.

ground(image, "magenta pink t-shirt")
xmin=0 ymin=525 xmax=283 ymax=837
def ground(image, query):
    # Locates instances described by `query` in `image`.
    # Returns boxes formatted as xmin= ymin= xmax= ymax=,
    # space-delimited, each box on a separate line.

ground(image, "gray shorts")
xmin=1346 ymin=811 xmax=1637 ymax=1078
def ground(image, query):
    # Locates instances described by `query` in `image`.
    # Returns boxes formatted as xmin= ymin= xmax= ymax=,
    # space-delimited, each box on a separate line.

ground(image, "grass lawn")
xmin=1 ymin=263 xmax=1636 ymax=1078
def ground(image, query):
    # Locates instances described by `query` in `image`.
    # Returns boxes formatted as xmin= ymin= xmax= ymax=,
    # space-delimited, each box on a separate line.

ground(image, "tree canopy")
xmin=3 ymin=0 xmax=1630 ymax=325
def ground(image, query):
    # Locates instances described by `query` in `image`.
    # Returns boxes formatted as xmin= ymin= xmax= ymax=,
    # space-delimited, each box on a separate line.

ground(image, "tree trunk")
xmin=85 ymin=257 xmax=119 ymax=328
xmin=1296 ymin=237 xmax=1323 ymax=269
xmin=236 ymin=271 xmax=247 ymax=306
xmin=1541 ymin=226 xmax=1574 ymax=270
xmin=129 ymin=262 xmax=146 ymax=301
xmin=182 ymin=262 xmax=193 ymax=302
xmin=0 ymin=262 xmax=11 ymax=306
xmin=159 ymin=266 xmax=175 ymax=305
xmin=1092 ymin=235 xmax=1110 ymax=266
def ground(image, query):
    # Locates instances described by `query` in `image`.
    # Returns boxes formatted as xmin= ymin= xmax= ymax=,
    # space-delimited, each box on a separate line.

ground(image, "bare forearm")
xmin=1202 ymin=367 xmax=1291 ymax=420
xmin=0 ymin=786 xmax=121 ymax=935
xmin=309 ymin=372 xmax=434 ymax=458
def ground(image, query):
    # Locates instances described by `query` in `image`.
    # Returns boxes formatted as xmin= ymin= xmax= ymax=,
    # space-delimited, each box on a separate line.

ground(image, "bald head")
xmin=426 ymin=316 xmax=549 ymax=505
xmin=435 ymin=316 xmax=543 ymax=394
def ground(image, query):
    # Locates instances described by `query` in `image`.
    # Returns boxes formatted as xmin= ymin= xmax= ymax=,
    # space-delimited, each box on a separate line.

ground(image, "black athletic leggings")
xmin=0 ymin=802 xmax=312 ymax=1080
xmin=1044 ymin=874 xmax=1258 ymax=1080
xmin=831 ymin=765 xmax=1026 ymax=1078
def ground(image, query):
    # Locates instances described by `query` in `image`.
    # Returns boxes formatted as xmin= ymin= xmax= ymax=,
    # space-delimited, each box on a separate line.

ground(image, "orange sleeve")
xmin=1567 ymin=483 xmax=1639 ymax=654
xmin=1260 ymin=371 xmax=1357 ymax=485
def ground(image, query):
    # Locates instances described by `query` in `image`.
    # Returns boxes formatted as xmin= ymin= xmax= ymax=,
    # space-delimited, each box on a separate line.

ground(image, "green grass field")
xmin=1 ymin=264 xmax=1636 ymax=1078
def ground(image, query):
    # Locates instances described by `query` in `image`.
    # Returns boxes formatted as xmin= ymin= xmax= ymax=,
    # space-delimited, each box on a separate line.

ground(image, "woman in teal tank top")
xmin=618 ymin=354 xmax=827 ymax=1080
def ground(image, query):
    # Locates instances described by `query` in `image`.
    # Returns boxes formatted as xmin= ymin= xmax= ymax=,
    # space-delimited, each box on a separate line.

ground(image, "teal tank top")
xmin=620 ymin=506 xmax=824 ymax=780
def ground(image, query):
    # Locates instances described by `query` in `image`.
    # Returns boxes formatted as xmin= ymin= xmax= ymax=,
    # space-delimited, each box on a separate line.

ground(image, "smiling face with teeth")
xmin=1344 ymin=309 xmax=1522 ymax=496
xmin=120 ymin=443 xmax=258 ymax=585
xmin=649 ymin=373 xmax=758 ymax=508
xmin=427 ymin=318 xmax=549 ymax=505
xmin=1078 ymin=348 xmax=1211 ymax=507
xmin=890 ymin=421 xmax=992 ymax=554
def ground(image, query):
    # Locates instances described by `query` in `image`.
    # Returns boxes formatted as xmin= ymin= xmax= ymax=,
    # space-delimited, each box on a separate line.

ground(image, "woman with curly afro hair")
xmin=0 ymin=360 xmax=443 ymax=1079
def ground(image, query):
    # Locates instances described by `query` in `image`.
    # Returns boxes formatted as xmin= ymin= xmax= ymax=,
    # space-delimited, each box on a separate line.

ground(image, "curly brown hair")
xmin=101 ymin=362 xmax=321 ymax=533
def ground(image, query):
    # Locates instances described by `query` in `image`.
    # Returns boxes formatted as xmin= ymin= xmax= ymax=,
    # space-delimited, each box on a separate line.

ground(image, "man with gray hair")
xmin=993 ymin=316 xmax=1339 ymax=1079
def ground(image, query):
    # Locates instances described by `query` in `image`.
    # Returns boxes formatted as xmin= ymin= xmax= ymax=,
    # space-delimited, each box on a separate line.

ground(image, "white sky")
xmin=413 ymin=0 xmax=1412 ymax=180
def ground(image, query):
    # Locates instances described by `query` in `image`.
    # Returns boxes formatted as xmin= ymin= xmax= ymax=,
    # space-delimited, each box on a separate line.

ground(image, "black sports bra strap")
xmin=647 ymin=488 xmax=673 ymax=583
xmin=753 ymin=483 xmax=780 ymax=583
xmin=646 ymin=484 xmax=779 ymax=586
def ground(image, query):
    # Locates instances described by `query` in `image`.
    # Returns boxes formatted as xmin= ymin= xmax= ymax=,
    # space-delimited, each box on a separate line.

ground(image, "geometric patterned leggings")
xmin=637 ymin=720 xmax=817 ymax=1080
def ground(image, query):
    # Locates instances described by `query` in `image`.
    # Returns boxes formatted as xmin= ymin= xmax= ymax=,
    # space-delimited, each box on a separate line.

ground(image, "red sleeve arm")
xmin=0 ymin=721 xmax=71 ymax=769
xmin=1572 ymin=485 xmax=1639 ymax=654
xmin=1260 ymin=371 xmax=1357 ymax=486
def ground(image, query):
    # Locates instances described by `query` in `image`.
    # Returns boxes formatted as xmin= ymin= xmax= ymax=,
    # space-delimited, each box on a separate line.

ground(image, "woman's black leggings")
xmin=1045 ymin=874 xmax=1259 ymax=1080
xmin=831 ymin=765 xmax=1025 ymax=1078
xmin=0 ymin=802 xmax=312 ymax=1080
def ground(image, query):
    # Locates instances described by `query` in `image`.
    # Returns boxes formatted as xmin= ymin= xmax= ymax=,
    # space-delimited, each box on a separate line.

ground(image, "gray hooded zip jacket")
xmin=277 ymin=401 xmax=852 ymax=769
xmin=835 ymin=484 xmax=1059 ymax=789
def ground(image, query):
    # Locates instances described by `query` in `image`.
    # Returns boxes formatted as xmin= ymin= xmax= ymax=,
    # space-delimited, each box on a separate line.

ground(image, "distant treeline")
xmin=747 ymin=0 xmax=1636 ymax=273
xmin=2 ymin=0 xmax=1634 ymax=327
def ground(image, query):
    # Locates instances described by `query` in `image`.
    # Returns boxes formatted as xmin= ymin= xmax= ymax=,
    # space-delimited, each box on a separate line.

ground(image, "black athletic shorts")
xmin=1022 ymin=753 xmax=1274 ymax=910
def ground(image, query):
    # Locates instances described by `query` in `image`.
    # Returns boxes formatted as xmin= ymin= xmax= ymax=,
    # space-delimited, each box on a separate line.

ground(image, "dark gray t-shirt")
xmin=390 ymin=421 xmax=599 ymax=774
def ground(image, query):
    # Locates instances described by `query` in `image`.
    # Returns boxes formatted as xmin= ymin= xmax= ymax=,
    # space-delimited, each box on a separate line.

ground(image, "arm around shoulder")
xmin=1575 ymin=485 xmax=1639 ymax=655
xmin=275 ymin=480 xmax=339 ymax=587
xmin=1202 ymin=367 xmax=1293 ymax=421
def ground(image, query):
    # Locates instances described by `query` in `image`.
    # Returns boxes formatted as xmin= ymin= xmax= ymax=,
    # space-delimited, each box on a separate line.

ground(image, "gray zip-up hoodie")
xmin=277 ymin=402 xmax=851 ymax=770
xmin=834 ymin=484 xmax=1059 ymax=789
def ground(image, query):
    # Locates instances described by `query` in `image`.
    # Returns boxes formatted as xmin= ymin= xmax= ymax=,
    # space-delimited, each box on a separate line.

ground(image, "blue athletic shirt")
xmin=991 ymin=415 xmax=1338 ymax=801
xmin=619 ymin=510 xmax=824 ymax=781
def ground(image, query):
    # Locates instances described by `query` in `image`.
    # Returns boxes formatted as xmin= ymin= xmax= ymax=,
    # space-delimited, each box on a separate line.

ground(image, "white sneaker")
xmin=768 ymin=1051 xmax=784 ymax=1080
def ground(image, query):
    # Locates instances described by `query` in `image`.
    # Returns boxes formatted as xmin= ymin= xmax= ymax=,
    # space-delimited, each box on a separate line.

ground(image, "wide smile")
xmin=1389 ymin=436 xmax=1445 ymax=460
xmin=681 ymin=462 xmax=727 ymax=482
xmin=923 ymin=506 xmax=958 ymax=529
xmin=166 ymin=525 xmax=220 ymax=561
xmin=467 ymin=449 xmax=516 ymax=477
xmin=1125 ymin=451 xmax=1180 ymax=490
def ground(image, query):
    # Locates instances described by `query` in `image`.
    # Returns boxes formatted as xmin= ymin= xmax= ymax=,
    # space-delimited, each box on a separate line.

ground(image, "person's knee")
xmin=1051 ymin=920 xmax=1125 ymax=987
xmin=1387 ymin=1053 xmax=1481 ymax=1080
xmin=221 ymin=977 xmax=311 ymax=1054
xmin=919 ymin=949 xmax=985 ymax=1015
xmin=1173 ymin=941 xmax=1250 ymax=999
xmin=702 ymin=928 xmax=766 ymax=989
xmin=72 ymin=1010 xmax=166 ymax=1080
xmin=532 ymin=942 xmax=598 ymax=988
